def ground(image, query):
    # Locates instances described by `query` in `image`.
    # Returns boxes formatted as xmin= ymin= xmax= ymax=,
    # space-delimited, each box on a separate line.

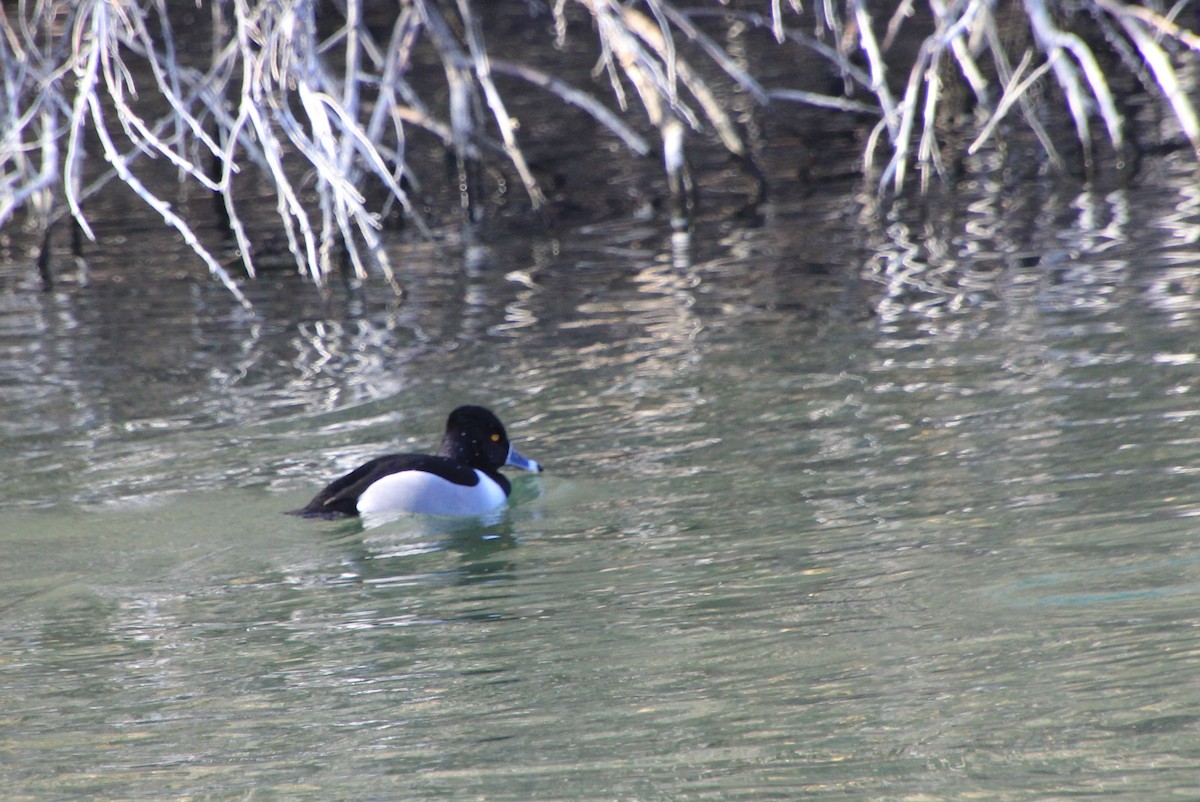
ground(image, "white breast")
xmin=356 ymin=469 xmax=508 ymax=516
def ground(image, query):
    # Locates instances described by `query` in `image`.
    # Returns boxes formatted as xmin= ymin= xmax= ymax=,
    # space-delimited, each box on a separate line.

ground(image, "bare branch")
xmin=5 ymin=0 xmax=1200 ymax=300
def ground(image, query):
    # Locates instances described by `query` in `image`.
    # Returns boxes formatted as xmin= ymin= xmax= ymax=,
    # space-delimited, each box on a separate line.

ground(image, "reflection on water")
xmin=863 ymin=156 xmax=1200 ymax=330
xmin=4 ymin=147 xmax=1200 ymax=798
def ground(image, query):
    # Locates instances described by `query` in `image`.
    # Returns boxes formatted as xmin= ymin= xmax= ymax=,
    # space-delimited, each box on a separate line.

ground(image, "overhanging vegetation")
xmin=2 ymin=0 xmax=1197 ymax=301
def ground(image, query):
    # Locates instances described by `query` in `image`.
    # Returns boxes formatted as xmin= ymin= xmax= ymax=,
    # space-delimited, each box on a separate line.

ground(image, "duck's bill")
xmin=506 ymin=445 xmax=543 ymax=473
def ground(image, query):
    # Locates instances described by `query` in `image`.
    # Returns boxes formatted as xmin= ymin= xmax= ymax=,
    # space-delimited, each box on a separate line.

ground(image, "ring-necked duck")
xmin=291 ymin=405 xmax=542 ymax=518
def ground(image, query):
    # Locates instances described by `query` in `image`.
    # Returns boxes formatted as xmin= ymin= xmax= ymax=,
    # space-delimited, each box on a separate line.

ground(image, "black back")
xmin=290 ymin=454 xmax=491 ymax=518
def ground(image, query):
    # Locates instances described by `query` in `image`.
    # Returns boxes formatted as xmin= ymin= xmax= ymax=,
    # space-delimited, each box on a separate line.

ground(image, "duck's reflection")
xmin=333 ymin=514 xmax=524 ymax=593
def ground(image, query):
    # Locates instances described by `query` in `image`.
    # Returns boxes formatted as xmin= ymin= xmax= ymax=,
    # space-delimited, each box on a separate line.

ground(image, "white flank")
xmin=356 ymin=469 xmax=507 ymax=516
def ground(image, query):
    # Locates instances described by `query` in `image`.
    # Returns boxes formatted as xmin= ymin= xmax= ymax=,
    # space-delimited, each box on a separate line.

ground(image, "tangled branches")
xmin=1 ymin=0 xmax=1197 ymax=298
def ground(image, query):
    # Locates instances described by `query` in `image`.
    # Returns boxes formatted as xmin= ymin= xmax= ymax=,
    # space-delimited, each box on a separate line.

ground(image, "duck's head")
xmin=439 ymin=405 xmax=542 ymax=474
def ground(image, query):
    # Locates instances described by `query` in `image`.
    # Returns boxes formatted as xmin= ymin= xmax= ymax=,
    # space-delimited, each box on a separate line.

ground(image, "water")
xmin=5 ymin=148 xmax=1200 ymax=798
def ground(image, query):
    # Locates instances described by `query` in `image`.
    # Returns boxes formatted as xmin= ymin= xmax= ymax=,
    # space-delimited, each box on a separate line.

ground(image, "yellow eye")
xmin=490 ymin=433 xmax=501 ymax=442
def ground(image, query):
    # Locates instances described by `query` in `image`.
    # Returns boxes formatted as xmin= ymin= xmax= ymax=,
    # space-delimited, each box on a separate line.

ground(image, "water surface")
xmin=4 ymin=150 xmax=1200 ymax=800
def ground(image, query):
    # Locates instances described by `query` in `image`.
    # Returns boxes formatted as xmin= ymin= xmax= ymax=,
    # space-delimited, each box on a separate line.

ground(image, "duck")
xmin=291 ymin=405 xmax=542 ymax=518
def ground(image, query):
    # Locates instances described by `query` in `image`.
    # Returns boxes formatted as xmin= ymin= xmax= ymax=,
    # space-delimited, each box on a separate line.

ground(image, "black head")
xmin=437 ymin=405 xmax=517 ymax=472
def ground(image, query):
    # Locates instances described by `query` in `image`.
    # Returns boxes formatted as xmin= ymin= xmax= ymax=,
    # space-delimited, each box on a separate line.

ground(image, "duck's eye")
xmin=491 ymin=433 xmax=501 ymax=442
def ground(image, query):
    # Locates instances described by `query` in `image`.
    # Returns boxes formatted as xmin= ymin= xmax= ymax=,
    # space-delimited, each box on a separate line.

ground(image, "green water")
xmin=5 ymin=163 xmax=1200 ymax=800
